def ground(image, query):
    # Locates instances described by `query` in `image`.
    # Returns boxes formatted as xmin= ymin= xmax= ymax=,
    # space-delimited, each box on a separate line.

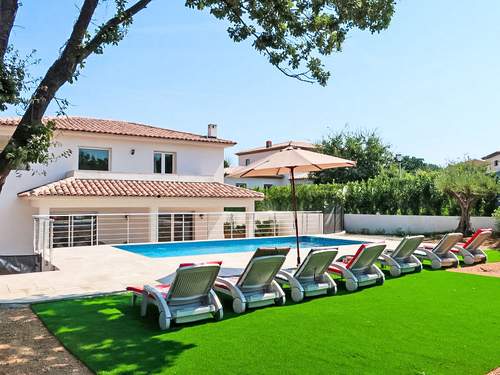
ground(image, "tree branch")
xmin=0 ymin=0 xmax=19 ymax=60
xmin=80 ymin=0 xmax=152 ymax=60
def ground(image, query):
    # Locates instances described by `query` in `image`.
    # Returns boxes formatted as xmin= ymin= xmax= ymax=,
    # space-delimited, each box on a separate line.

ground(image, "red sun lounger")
xmin=328 ymin=243 xmax=386 ymax=292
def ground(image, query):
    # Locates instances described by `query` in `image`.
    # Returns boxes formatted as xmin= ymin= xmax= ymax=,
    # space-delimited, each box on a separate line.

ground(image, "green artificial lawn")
xmin=485 ymin=249 xmax=500 ymax=262
xmin=33 ymin=251 xmax=500 ymax=375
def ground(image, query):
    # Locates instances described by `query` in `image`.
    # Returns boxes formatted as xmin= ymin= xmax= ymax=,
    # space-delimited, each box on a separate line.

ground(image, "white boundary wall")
xmin=345 ymin=214 xmax=496 ymax=234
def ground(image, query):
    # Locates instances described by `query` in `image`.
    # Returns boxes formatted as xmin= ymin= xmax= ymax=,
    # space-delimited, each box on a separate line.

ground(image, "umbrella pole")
xmin=290 ymin=167 xmax=301 ymax=266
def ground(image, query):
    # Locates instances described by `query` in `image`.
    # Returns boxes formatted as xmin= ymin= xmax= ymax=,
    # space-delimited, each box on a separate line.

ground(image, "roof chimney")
xmin=266 ymin=140 xmax=273 ymax=148
xmin=207 ymin=123 xmax=217 ymax=138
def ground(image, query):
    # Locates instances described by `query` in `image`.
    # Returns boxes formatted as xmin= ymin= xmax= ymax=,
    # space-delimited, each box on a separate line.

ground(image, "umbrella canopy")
xmin=230 ymin=146 xmax=356 ymax=265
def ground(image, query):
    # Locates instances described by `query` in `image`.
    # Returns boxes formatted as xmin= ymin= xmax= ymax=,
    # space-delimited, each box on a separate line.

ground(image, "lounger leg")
xmin=140 ymin=292 xmax=148 ymax=317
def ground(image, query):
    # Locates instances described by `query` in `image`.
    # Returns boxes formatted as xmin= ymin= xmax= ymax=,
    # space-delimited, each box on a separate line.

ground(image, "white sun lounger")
xmin=379 ymin=235 xmax=424 ymax=277
xmin=275 ymin=247 xmax=338 ymax=302
xmin=214 ymin=247 xmax=289 ymax=314
xmin=127 ymin=261 xmax=223 ymax=330
xmin=414 ymin=233 xmax=462 ymax=269
xmin=450 ymin=228 xmax=491 ymax=265
xmin=328 ymin=243 xmax=386 ymax=292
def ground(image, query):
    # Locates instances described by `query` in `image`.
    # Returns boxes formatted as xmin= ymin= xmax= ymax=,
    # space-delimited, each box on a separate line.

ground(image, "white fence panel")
xmin=345 ymin=214 xmax=496 ymax=235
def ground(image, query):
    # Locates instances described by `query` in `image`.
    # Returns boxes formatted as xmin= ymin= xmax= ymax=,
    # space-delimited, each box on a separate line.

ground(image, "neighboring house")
xmin=224 ymin=140 xmax=316 ymax=188
xmin=0 ymin=117 xmax=263 ymax=255
xmin=482 ymin=151 xmax=500 ymax=175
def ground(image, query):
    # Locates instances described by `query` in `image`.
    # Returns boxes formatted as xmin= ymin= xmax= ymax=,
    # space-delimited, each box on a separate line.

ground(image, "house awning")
xmin=18 ymin=177 xmax=264 ymax=199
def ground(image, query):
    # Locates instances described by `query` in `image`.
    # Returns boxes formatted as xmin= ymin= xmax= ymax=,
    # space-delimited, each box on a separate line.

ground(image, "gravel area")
xmin=0 ymin=307 xmax=92 ymax=375
xmin=449 ymin=262 xmax=500 ymax=278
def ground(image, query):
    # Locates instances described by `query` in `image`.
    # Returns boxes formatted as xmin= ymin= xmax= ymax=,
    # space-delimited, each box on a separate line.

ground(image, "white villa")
xmin=482 ymin=151 xmax=500 ymax=176
xmin=224 ymin=140 xmax=317 ymax=188
xmin=0 ymin=117 xmax=264 ymax=256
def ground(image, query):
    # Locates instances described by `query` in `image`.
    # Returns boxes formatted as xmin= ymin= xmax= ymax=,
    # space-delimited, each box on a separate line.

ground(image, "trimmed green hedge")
xmin=256 ymin=171 xmax=497 ymax=216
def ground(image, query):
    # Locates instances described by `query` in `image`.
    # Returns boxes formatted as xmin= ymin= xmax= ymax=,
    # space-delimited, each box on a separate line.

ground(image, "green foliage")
xmin=186 ymin=0 xmax=396 ymax=85
xmin=399 ymin=155 xmax=440 ymax=173
xmin=493 ymin=207 xmax=500 ymax=233
xmin=257 ymin=169 xmax=496 ymax=216
xmin=313 ymin=128 xmax=393 ymax=183
xmin=0 ymin=47 xmax=38 ymax=111
xmin=3 ymin=120 xmax=71 ymax=172
xmin=435 ymin=161 xmax=498 ymax=232
xmin=435 ymin=161 xmax=498 ymax=200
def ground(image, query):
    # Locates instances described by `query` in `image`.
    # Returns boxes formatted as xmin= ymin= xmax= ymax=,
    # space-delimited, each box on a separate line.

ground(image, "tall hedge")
xmin=256 ymin=170 xmax=497 ymax=216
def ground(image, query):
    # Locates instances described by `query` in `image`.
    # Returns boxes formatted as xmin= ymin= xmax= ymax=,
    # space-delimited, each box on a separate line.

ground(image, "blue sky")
xmin=4 ymin=1 xmax=499 ymax=165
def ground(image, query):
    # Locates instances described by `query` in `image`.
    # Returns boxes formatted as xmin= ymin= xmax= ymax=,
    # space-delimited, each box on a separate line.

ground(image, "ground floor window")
xmin=235 ymin=183 xmax=247 ymax=188
xmin=158 ymin=214 xmax=194 ymax=242
xmin=51 ymin=215 xmax=97 ymax=247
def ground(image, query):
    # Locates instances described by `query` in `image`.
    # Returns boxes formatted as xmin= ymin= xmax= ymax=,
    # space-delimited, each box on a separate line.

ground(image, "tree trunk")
xmin=0 ymin=0 xmax=152 ymax=195
xmin=0 ymin=0 xmax=18 ymax=60
xmin=455 ymin=199 xmax=473 ymax=235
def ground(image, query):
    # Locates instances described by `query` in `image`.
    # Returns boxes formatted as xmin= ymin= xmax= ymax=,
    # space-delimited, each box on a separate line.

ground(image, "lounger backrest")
xmin=237 ymin=250 xmax=289 ymax=290
xmin=167 ymin=262 xmax=221 ymax=303
xmin=250 ymin=247 xmax=291 ymax=260
xmin=294 ymin=248 xmax=338 ymax=281
xmin=391 ymin=235 xmax=424 ymax=260
xmin=463 ymin=229 xmax=492 ymax=250
xmin=347 ymin=243 xmax=386 ymax=272
xmin=433 ymin=233 xmax=463 ymax=256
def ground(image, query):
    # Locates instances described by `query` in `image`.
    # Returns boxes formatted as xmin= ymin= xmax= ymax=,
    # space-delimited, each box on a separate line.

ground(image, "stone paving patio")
xmin=0 ymin=234 xmax=400 ymax=305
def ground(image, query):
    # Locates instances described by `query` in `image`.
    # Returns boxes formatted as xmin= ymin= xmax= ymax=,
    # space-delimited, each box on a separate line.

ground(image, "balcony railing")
xmin=33 ymin=211 xmax=324 ymax=250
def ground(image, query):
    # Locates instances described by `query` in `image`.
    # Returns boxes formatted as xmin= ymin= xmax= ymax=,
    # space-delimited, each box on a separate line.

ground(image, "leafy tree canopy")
xmin=313 ymin=128 xmax=393 ymax=183
xmin=187 ymin=0 xmax=396 ymax=85
xmin=399 ymin=155 xmax=440 ymax=173
xmin=435 ymin=161 xmax=499 ymax=233
xmin=0 ymin=0 xmax=397 ymax=194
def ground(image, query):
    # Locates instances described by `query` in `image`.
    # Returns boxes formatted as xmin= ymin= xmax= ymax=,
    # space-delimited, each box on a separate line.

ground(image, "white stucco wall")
xmin=345 ymin=214 xmax=497 ymax=235
xmin=224 ymin=176 xmax=288 ymax=189
xmin=0 ymin=127 xmax=232 ymax=255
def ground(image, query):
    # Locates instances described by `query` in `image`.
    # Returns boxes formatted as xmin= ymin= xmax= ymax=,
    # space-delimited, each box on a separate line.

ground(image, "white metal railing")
xmin=32 ymin=211 xmax=324 ymax=249
xmin=33 ymin=217 xmax=54 ymax=270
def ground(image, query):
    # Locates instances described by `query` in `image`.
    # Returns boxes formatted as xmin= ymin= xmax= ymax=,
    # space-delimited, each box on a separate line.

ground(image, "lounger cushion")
xmin=126 ymin=284 xmax=171 ymax=298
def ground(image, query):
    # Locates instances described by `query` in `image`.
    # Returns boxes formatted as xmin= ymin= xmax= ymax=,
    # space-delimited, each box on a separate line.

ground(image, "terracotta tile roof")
xmin=0 ymin=117 xmax=235 ymax=145
xmin=482 ymin=151 xmax=500 ymax=160
xmin=235 ymin=140 xmax=316 ymax=155
xmin=18 ymin=178 xmax=264 ymax=199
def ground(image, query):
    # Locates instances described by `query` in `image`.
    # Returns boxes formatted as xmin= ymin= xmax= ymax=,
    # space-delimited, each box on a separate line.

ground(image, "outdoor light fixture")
xmin=130 ymin=149 xmax=135 ymax=155
xmin=395 ymin=153 xmax=403 ymax=177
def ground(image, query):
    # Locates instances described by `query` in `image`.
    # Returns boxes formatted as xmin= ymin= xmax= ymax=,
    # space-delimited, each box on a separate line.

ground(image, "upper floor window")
xmin=154 ymin=152 xmax=175 ymax=174
xmin=494 ymin=160 xmax=499 ymax=167
xmin=245 ymin=158 xmax=251 ymax=166
xmin=78 ymin=148 xmax=110 ymax=171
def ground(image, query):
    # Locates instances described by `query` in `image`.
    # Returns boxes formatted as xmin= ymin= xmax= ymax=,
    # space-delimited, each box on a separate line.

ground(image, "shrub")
xmin=256 ymin=170 xmax=497 ymax=217
xmin=493 ymin=207 xmax=500 ymax=233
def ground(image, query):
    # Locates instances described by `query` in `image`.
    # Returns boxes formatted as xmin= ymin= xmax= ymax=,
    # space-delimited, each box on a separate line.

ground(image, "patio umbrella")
xmin=230 ymin=145 xmax=356 ymax=265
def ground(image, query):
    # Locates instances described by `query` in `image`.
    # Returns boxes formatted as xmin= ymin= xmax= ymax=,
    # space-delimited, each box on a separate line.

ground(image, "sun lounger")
xmin=414 ymin=233 xmax=462 ymax=269
xmin=450 ymin=228 xmax=491 ymax=265
xmin=214 ymin=247 xmax=289 ymax=313
xmin=328 ymin=243 xmax=386 ymax=292
xmin=127 ymin=261 xmax=223 ymax=330
xmin=275 ymin=247 xmax=338 ymax=302
xmin=379 ymin=235 xmax=424 ymax=277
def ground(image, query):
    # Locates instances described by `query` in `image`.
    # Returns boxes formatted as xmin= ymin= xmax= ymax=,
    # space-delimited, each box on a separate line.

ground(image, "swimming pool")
xmin=116 ymin=236 xmax=364 ymax=258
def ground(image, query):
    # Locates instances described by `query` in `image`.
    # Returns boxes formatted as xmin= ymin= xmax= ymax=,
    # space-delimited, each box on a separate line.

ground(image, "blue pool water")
xmin=116 ymin=236 xmax=363 ymax=258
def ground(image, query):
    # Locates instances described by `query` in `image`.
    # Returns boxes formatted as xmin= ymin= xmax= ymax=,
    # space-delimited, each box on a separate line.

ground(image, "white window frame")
xmin=78 ymin=146 xmax=111 ymax=171
xmin=153 ymin=151 xmax=176 ymax=174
